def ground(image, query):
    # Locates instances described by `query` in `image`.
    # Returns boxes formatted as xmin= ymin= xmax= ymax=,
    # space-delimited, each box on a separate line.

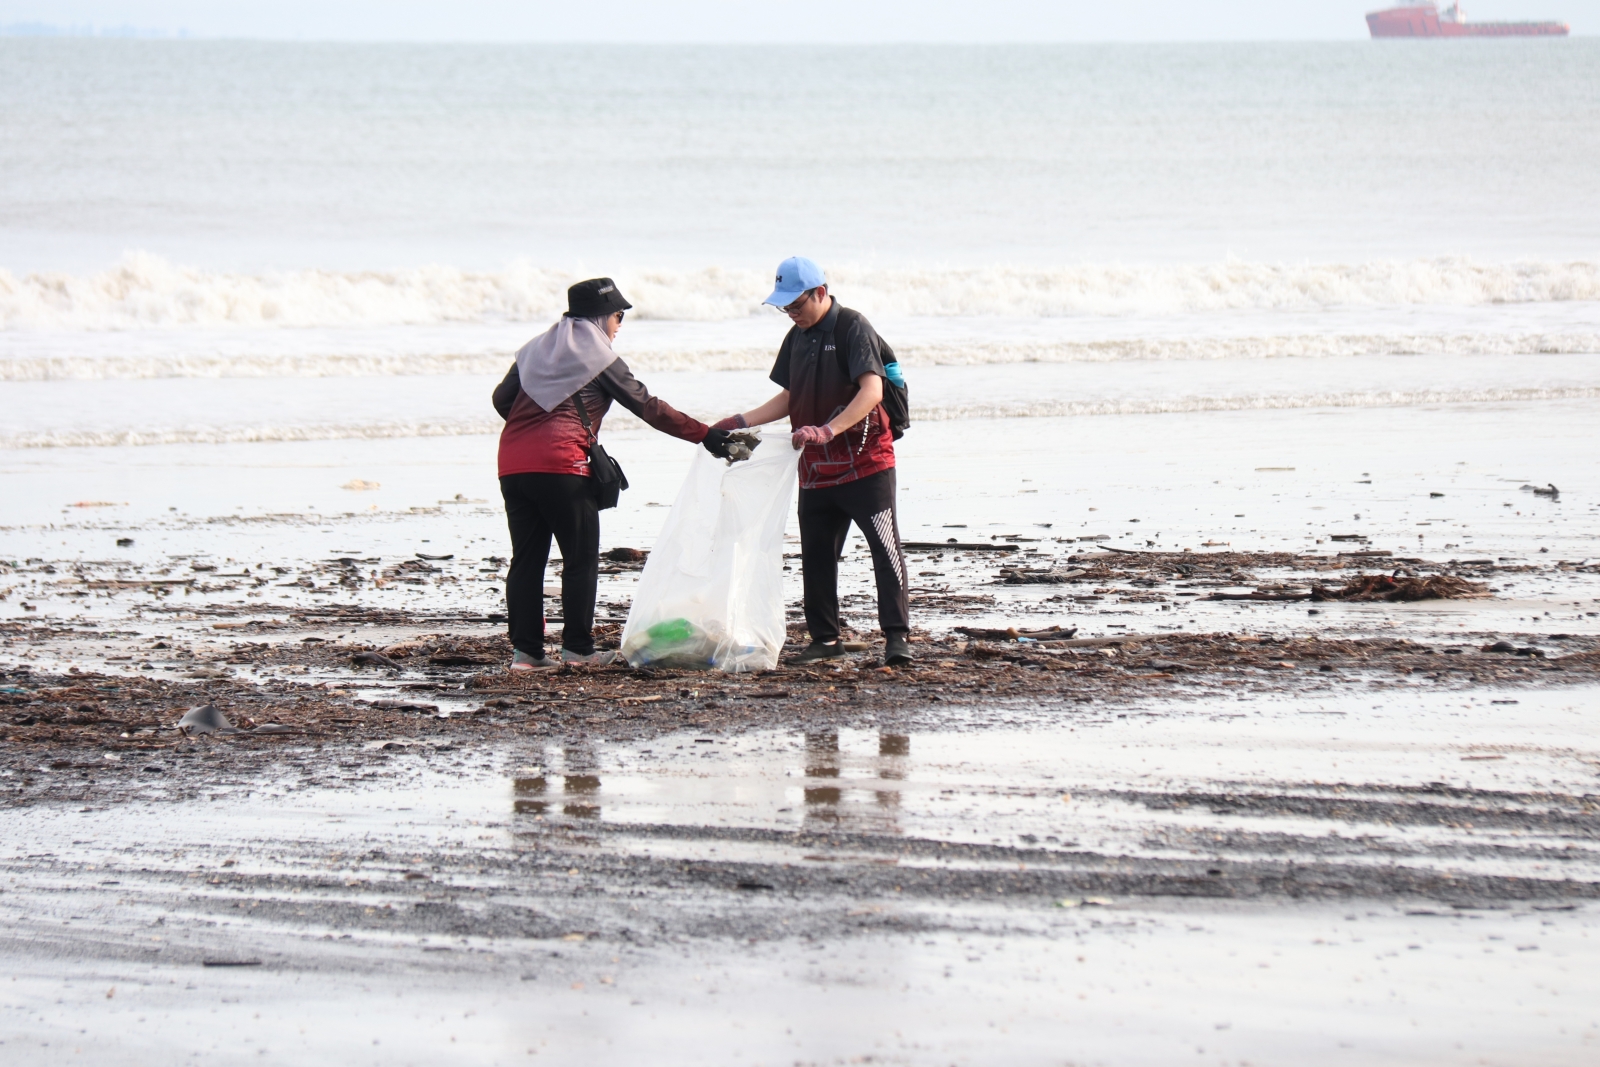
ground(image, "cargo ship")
xmin=1367 ymin=2 xmax=1569 ymax=36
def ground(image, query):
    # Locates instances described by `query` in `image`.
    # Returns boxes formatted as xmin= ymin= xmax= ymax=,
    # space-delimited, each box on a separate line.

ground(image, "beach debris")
xmin=350 ymin=651 xmax=404 ymax=670
xmin=1202 ymin=590 xmax=1313 ymax=602
xmin=1312 ymin=574 xmax=1490 ymax=602
xmin=68 ymin=501 xmax=126 ymax=508
xmin=955 ymin=625 xmax=1077 ymax=642
xmin=1522 ymin=483 xmax=1560 ymax=499
xmin=415 ymin=552 xmax=454 ymax=561
xmin=902 ymin=541 xmax=1020 ymax=553
xmin=724 ymin=430 xmax=762 ymax=465
xmin=341 ymin=479 xmax=381 ymax=491
xmin=998 ymin=567 xmax=1089 ymax=585
xmin=372 ymin=699 xmax=441 ymax=712
xmin=428 ymin=651 xmax=495 ymax=666
xmin=115 ymin=537 xmax=134 ymax=547
xmin=202 ymin=960 xmax=262 ymax=968
xmin=1481 ymin=641 xmax=1544 ymax=658
xmin=252 ymin=723 xmax=295 ymax=734
xmin=603 ymin=547 xmax=647 ymax=563
xmin=177 ymin=704 xmax=237 ymax=735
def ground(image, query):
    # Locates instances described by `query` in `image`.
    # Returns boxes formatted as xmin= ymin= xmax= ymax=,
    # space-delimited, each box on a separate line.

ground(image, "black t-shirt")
xmin=769 ymin=298 xmax=895 ymax=489
xmin=769 ymin=299 xmax=886 ymax=429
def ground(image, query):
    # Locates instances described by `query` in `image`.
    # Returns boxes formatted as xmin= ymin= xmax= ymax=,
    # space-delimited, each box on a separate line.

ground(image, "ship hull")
xmin=1367 ymin=6 xmax=1569 ymax=36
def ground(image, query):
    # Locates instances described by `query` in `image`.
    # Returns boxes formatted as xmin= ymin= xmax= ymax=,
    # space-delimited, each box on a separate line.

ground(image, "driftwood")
xmin=955 ymin=625 xmax=1078 ymax=642
xmin=903 ymin=541 xmax=1020 ymax=553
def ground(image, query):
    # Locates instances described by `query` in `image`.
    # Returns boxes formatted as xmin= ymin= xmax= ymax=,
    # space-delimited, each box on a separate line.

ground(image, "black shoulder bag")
xmin=832 ymin=307 xmax=910 ymax=440
xmin=572 ymin=394 xmax=629 ymax=510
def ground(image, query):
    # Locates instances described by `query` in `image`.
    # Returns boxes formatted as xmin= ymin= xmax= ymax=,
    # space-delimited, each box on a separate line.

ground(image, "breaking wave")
xmin=2 ymin=332 xmax=1597 ymax=381
xmin=8 ymin=386 xmax=1597 ymax=450
xmin=3 ymin=252 xmax=1598 ymax=331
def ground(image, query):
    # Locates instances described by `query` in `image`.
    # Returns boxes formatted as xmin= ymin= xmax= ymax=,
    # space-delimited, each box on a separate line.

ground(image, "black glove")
xmin=701 ymin=427 xmax=733 ymax=458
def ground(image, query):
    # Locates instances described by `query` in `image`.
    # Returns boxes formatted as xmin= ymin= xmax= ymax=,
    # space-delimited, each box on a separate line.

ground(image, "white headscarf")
xmin=513 ymin=316 xmax=619 ymax=412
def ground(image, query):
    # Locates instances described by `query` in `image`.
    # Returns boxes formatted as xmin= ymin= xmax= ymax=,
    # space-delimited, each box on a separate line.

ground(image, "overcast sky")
xmin=3 ymin=0 xmax=1595 ymax=41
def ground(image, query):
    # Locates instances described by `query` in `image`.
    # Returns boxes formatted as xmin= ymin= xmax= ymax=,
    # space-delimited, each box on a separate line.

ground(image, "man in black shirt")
xmin=714 ymin=257 xmax=912 ymax=667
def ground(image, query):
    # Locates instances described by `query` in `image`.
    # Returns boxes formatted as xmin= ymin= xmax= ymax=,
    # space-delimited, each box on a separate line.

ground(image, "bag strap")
xmin=830 ymin=306 xmax=895 ymax=375
xmin=830 ymin=307 xmax=857 ymax=380
xmin=570 ymin=389 xmax=598 ymax=445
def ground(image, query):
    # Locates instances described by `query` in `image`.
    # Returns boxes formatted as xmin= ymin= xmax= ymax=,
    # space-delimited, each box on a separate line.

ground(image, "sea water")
xmin=1 ymin=38 xmax=1597 ymax=504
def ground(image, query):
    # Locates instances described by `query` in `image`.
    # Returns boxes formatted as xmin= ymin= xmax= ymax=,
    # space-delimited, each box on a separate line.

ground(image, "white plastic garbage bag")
xmin=621 ymin=434 xmax=798 ymax=672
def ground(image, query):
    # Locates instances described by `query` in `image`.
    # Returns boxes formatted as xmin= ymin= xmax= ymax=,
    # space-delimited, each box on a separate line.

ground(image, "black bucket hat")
xmin=565 ymin=277 xmax=633 ymax=318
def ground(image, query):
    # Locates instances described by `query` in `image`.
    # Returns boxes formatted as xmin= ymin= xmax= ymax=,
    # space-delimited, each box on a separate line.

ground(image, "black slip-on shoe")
xmin=793 ymin=640 xmax=845 ymax=664
xmin=884 ymin=634 xmax=914 ymax=667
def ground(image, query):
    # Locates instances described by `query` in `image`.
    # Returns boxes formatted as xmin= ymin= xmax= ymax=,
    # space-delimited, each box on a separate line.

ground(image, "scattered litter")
xmin=340 ymin=479 xmax=381 ymax=491
xmin=202 ymin=960 xmax=262 ymax=968
xmin=603 ymin=547 xmax=648 ymax=563
xmin=350 ymin=651 xmax=404 ymax=670
xmin=415 ymin=552 xmax=454 ymax=561
xmin=1056 ymin=897 xmax=1113 ymax=908
xmin=1522 ymin=483 xmax=1560 ymax=499
xmin=115 ymin=537 xmax=134 ymax=547
xmin=177 ymin=705 xmax=236 ymax=736
xmin=252 ymin=724 xmax=295 ymax=735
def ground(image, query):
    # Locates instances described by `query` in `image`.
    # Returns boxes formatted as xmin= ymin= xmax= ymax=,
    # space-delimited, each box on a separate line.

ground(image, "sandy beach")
xmin=4 ymin=401 xmax=1599 ymax=1064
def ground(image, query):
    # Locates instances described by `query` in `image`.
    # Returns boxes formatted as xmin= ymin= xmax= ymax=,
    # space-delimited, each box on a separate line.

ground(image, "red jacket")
xmin=493 ymin=358 xmax=709 ymax=478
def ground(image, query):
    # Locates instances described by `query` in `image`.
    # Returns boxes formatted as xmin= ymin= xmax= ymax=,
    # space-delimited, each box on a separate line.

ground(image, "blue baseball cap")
xmin=763 ymin=256 xmax=827 ymax=307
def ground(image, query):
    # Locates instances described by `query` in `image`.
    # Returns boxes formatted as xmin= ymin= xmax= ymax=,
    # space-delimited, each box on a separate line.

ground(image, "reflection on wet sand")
xmin=512 ymin=741 xmax=603 ymax=819
xmin=509 ymin=730 xmax=911 ymax=832
xmin=802 ymin=730 xmax=908 ymax=835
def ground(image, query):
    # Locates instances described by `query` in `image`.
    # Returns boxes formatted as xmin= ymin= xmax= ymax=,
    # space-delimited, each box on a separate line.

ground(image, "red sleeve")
xmin=596 ymin=359 xmax=709 ymax=443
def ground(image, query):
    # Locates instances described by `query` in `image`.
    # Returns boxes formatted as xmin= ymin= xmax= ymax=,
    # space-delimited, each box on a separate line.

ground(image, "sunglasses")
xmin=779 ymin=290 xmax=814 ymax=315
xmin=613 ymin=310 xmax=625 ymax=323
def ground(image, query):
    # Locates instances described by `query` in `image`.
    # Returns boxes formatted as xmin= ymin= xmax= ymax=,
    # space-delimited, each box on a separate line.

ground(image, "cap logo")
xmin=598 ymin=285 xmax=615 ymax=294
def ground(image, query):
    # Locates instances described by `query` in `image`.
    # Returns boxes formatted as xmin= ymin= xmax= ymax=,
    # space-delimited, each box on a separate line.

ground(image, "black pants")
xmin=797 ymin=467 xmax=910 ymax=644
xmin=500 ymin=473 xmax=599 ymax=657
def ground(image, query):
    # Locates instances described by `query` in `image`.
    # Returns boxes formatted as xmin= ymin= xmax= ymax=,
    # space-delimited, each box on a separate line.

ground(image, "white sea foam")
xmin=3 ymin=253 xmax=1598 ymax=332
xmin=8 ymin=386 xmax=1596 ymax=450
xmin=2 ymin=332 xmax=1596 ymax=381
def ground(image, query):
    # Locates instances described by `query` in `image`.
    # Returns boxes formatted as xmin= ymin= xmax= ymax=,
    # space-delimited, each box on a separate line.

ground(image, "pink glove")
xmin=711 ymin=414 xmax=747 ymax=431
xmin=791 ymin=424 xmax=835 ymax=450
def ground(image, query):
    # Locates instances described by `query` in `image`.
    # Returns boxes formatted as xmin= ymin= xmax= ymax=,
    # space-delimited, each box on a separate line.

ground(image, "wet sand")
xmin=3 ymin=405 xmax=1599 ymax=1064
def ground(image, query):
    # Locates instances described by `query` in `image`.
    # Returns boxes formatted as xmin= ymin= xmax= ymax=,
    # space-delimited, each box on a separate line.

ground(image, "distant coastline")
xmin=1 ymin=22 xmax=182 ymax=38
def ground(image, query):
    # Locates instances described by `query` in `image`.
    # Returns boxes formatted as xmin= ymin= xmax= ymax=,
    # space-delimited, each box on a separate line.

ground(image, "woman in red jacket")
xmin=493 ymin=278 xmax=733 ymax=669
